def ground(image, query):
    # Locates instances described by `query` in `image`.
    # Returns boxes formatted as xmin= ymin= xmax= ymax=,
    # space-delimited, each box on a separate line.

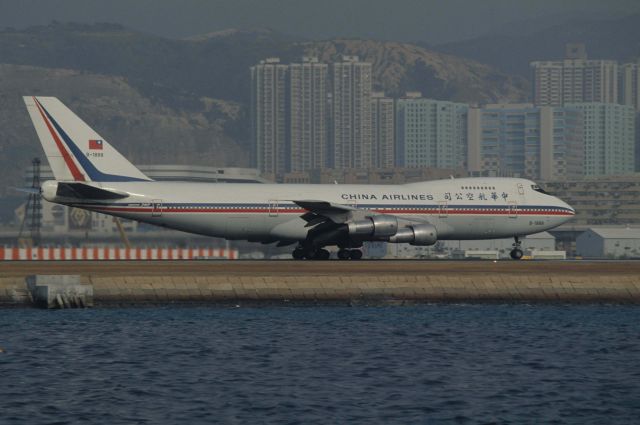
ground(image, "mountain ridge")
xmin=437 ymin=13 xmax=640 ymax=76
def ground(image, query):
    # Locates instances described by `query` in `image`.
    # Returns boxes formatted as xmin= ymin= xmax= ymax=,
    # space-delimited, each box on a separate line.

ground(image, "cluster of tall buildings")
xmin=251 ymin=56 xmax=377 ymax=178
xmin=527 ymin=44 xmax=639 ymax=177
xmin=251 ymin=45 xmax=639 ymax=182
xmin=532 ymin=43 xmax=640 ymax=110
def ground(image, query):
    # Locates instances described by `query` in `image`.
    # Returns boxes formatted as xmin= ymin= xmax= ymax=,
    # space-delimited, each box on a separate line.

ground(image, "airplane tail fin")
xmin=23 ymin=96 xmax=151 ymax=182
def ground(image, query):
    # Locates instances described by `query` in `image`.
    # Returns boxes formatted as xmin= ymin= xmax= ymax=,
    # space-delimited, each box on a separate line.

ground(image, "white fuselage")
xmin=43 ymin=177 xmax=575 ymax=243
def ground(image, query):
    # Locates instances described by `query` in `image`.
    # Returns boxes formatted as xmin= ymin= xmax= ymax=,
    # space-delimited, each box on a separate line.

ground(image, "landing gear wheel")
xmin=338 ymin=249 xmax=350 ymax=260
xmin=510 ymin=249 xmax=523 ymax=260
xmin=349 ymin=250 xmax=363 ymax=260
xmin=510 ymin=236 xmax=523 ymax=260
xmin=313 ymin=249 xmax=330 ymax=260
xmin=302 ymin=248 xmax=317 ymax=260
xmin=292 ymin=248 xmax=305 ymax=260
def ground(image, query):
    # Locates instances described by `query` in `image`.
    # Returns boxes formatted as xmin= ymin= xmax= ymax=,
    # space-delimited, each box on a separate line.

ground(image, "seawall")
xmin=1 ymin=261 xmax=639 ymax=306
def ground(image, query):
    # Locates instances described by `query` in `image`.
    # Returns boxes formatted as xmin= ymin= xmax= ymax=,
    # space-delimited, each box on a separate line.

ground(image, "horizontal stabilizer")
xmin=56 ymin=182 xmax=129 ymax=200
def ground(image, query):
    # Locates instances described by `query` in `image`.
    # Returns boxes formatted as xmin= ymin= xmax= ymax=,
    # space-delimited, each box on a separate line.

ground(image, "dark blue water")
xmin=1 ymin=305 xmax=639 ymax=424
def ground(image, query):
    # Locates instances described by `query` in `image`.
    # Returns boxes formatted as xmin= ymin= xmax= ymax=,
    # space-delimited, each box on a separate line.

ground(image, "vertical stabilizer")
xmin=23 ymin=96 xmax=151 ymax=182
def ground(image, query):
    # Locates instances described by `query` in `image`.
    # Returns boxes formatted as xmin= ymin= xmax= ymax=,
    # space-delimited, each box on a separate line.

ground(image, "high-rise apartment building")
xmin=396 ymin=96 xmax=468 ymax=169
xmin=289 ymin=57 xmax=328 ymax=171
xmin=533 ymin=61 xmax=564 ymax=107
xmin=621 ymin=63 xmax=640 ymax=172
xmin=566 ymin=103 xmax=635 ymax=176
xmin=371 ymin=92 xmax=395 ymax=168
xmin=332 ymin=56 xmax=373 ymax=169
xmin=251 ymin=58 xmax=288 ymax=177
xmin=467 ymin=104 xmax=584 ymax=181
xmin=531 ymin=45 xmax=618 ymax=106
xmin=621 ymin=62 xmax=640 ymax=111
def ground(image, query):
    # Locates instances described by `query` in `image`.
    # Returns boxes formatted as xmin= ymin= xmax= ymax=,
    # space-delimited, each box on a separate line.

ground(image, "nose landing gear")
xmin=510 ymin=236 xmax=524 ymax=260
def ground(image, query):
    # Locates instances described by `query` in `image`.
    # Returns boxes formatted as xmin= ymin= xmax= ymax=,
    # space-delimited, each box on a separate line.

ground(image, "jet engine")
xmin=388 ymin=223 xmax=438 ymax=246
xmin=348 ymin=215 xmax=398 ymax=237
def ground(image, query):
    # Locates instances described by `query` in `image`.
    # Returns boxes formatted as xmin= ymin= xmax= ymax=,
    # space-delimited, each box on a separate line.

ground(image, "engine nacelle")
xmin=388 ymin=223 xmax=438 ymax=246
xmin=411 ymin=223 xmax=438 ymax=246
xmin=348 ymin=215 xmax=398 ymax=237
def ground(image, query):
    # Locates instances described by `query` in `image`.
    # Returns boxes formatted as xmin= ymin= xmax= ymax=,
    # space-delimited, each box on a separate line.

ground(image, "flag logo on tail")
xmin=89 ymin=139 xmax=103 ymax=150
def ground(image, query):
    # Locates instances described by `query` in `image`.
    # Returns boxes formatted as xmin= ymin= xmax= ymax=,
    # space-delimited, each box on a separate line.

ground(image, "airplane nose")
xmin=557 ymin=198 xmax=575 ymax=219
xmin=565 ymin=201 xmax=575 ymax=216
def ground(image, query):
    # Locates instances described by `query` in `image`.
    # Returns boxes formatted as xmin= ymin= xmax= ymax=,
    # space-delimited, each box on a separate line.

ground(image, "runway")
xmin=2 ymin=259 xmax=640 ymax=277
xmin=2 ymin=260 xmax=640 ymax=306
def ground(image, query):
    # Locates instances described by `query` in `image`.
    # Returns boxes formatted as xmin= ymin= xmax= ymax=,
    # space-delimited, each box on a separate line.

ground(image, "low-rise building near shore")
xmin=576 ymin=227 xmax=640 ymax=259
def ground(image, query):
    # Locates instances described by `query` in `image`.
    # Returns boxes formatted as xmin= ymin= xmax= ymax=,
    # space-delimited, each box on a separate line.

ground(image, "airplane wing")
xmin=292 ymin=199 xmax=361 ymax=225
xmin=292 ymin=198 xmax=432 ymax=226
xmin=285 ymin=199 xmax=438 ymax=247
xmin=293 ymin=200 xmax=357 ymax=213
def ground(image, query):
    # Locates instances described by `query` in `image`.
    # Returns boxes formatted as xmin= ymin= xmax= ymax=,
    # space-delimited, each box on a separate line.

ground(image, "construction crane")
xmin=17 ymin=158 xmax=42 ymax=248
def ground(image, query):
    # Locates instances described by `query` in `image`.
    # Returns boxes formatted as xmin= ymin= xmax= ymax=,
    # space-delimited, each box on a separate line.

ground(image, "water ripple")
xmin=1 ymin=305 xmax=639 ymax=424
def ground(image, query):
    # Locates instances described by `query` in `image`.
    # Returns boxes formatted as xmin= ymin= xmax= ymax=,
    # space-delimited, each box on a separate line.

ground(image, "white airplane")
xmin=24 ymin=96 xmax=575 ymax=260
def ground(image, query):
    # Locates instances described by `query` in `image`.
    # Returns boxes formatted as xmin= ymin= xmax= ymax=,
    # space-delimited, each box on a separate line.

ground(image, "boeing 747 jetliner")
xmin=24 ymin=96 xmax=575 ymax=260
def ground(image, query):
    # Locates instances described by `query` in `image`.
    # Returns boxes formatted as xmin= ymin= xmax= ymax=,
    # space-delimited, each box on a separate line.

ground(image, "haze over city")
xmin=1 ymin=0 xmax=639 ymax=43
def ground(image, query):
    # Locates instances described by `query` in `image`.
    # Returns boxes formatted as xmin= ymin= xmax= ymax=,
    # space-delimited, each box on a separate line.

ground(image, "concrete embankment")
xmin=1 ymin=261 xmax=639 ymax=306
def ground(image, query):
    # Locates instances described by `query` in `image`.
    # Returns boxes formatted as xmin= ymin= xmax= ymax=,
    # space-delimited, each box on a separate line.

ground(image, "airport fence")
xmin=0 ymin=246 xmax=238 ymax=261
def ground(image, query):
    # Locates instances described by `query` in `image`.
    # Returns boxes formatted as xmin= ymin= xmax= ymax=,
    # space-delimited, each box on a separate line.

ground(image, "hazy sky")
xmin=1 ymin=0 xmax=639 ymax=43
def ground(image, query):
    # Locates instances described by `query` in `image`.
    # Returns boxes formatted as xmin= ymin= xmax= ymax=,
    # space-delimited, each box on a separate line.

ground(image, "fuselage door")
xmin=152 ymin=199 xmax=163 ymax=217
xmin=438 ymin=201 xmax=448 ymax=218
xmin=268 ymin=200 xmax=278 ymax=217
xmin=508 ymin=201 xmax=518 ymax=218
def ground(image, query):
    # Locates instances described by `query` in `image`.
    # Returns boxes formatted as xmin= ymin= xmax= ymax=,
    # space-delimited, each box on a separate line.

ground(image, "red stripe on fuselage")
xmin=88 ymin=206 xmax=574 ymax=216
xmin=33 ymin=97 xmax=85 ymax=181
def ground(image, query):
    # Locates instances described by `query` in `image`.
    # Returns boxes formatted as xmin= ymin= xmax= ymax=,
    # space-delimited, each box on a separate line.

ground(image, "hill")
xmin=0 ymin=64 xmax=246 ymax=196
xmin=0 ymin=22 xmax=531 ymax=197
xmin=0 ymin=22 xmax=299 ymax=106
xmin=0 ymin=23 xmax=528 ymax=105
xmin=438 ymin=14 xmax=640 ymax=76
xmin=304 ymin=39 xmax=528 ymax=103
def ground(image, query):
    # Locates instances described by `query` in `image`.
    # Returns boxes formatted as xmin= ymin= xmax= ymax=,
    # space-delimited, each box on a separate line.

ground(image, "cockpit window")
xmin=531 ymin=184 xmax=549 ymax=194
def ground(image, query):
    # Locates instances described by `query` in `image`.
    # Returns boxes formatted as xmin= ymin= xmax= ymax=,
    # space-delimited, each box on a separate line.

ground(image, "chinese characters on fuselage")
xmin=340 ymin=192 xmax=510 ymax=202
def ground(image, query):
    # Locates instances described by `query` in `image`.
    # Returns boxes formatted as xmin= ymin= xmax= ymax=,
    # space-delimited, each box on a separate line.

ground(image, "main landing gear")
xmin=291 ymin=246 xmax=363 ymax=260
xmin=337 ymin=248 xmax=362 ymax=260
xmin=510 ymin=236 xmax=524 ymax=260
xmin=292 ymin=247 xmax=331 ymax=260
